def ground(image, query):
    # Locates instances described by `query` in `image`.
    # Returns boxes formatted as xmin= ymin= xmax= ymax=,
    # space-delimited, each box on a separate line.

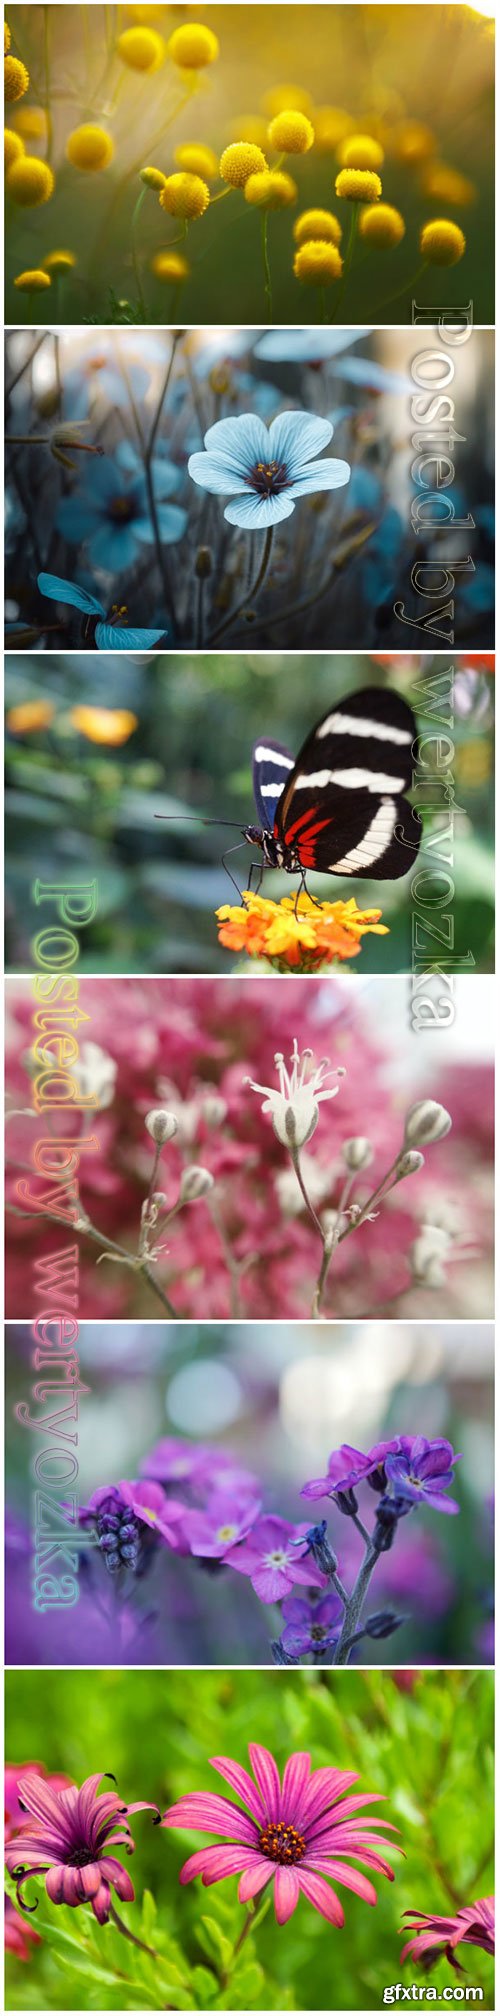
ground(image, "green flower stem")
xmin=319 ymin=285 xmax=328 ymax=322
xmin=330 ymin=201 xmax=360 ymax=320
xmin=332 ymin=1540 xmax=380 ymax=1665
xmin=208 ymin=523 xmax=274 ymax=644
xmin=261 ymin=209 xmax=273 ymax=319
xmin=378 ymin=258 xmax=429 ymax=311
xmin=220 ymin=1895 xmax=272 ymax=1986
xmin=108 ymin=1901 xmax=160 ymax=1964
xmin=130 ymin=188 xmax=147 ymax=317
xmin=8 ymin=1201 xmax=179 ymax=1318
xmin=43 ymin=5 xmax=53 ymax=164
xmin=119 ymin=349 xmax=178 ymax=636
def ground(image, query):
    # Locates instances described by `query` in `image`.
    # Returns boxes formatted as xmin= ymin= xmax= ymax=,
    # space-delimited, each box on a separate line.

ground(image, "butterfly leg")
xmin=247 ymin=860 xmax=265 ymax=899
xmin=221 ymin=841 xmax=247 ymax=902
xmin=293 ymin=872 xmax=322 ymax=916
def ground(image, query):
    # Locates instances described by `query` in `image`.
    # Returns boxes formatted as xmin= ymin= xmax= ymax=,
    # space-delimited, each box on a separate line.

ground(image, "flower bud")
xmin=195 ymin=545 xmax=212 ymax=578
xmin=394 ymin=1149 xmax=425 ymax=1179
xmin=140 ymin=165 xmax=167 ymax=190
xmin=202 ymin=1093 xmax=227 ymax=1127
xmin=409 ymin=1228 xmax=449 ymax=1287
xmin=145 ymin=1108 xmax=178 ymax=1144
xmin=404 ymin=1100 xmax=452 ymax=1148
xmin=179 ymin=1164 xmax=214 ymax=1202
xmin=342 ymin=1136 xmax=373 ymax=1172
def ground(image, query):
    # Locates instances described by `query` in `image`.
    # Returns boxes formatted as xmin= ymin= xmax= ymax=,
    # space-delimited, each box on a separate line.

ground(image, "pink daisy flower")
xmin=5 ymin=1771 xmax=157 ymax=1925
xmin=401 ymin=1896 xmax=494 ymax=1970
xmin=162 ymin=1742 xmax=400 ymax=1925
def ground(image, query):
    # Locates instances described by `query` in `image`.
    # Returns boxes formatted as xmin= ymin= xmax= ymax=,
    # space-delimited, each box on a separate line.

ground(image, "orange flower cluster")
xmin=216 ymin=890 xmax=389 ymax=971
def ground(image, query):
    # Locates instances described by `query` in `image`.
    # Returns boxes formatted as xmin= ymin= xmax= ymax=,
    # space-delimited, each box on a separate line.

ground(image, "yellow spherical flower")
xmin=216 ymin=890 xmax=388 ymax=971
xmin=151 ymin=249 xmax=189 ymax=281
xmin=420 ymin=218 xmax=466 ymax=267
xmin=5 ymin=53 xmax=29 ymax=101
xmin=43 ymin=249 xmax=76 ymax=273
xmin=167 ymin=24 xmax=219 ymax=70
xmin=335 ymin=167 xmax=382 ymax=203
xmin=140 ymin=164 xmax=166 ymax=189
xmin=294 ymin=206 xmax=342 ymax=247
xmin=159 ymin=171 xmax=209 ymax=218
xmin=7 ymin=154 xmax=54 ymax=204
xmin=263 ymin=84 xmax=313 ymax=119
xmin=227 ymin=113 xmax=269 ymax=150
xmin=70 ymin=707 xmax=138 ymax=745
xmin=13 ymin=103 xmax=47 ymax=137
xmin=312 ymin=105 xmax=354 ymax=153
xmin=5 ymin=125 xmax=24 ymax=168
xmin=116 ymin=26 xmax=165 ymax=70
xmin=421 ymin=161 xmax=477 ymax=208
xmin=268 ymin=109 xmax=314 ymax=155
xmin=294 ymin=238 xmax=343 ymax=284
xmin=340 ymin=132 xmax=384 ymax=169
xmin=359 ymin=202 xmax=405 ymax=248
xmin=7 ymin=700 xmax=55 ymax=733
xmin=219 ymin=141 xmax=268 ymax=187
xmin=245 ymin=169 xmax=297 ymax=209
xmin=14 ymin=267 xmax=51 ymax=289
xmin=175 ymin=141 xmax=218 ymax=179
xmin=390 ymin=119 xmax=435 ymax=164
xmin=66 ymin=124 xmax=114 ymax=170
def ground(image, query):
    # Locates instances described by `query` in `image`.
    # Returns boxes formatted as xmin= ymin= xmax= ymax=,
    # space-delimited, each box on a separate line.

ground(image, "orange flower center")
xmin=259 ymin=1821 xmax=306 ymax=1863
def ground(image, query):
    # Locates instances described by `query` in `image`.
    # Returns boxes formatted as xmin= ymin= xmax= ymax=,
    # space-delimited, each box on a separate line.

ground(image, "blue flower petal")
xmin=55 ymin=497 xmax=102 ymax=542
xmin=188 ymin=452 xmax=250 ymax=496
xmin=224 ymin=492 xmax=295 ymax=528
xmin=37 ymin=572 xmax=104 ymax=616
xmin=269 ymin=410 xmax=333 ymax=473
xmin=334 ymin=356 xmax=412 ymax=394
xmin=95 ymin=622 xmax=167 ymax=650
xmin=88 ymin=524 xmax=139 ymax=572
xmin=289 ymin=457 xmax=351 ymax=496
xmin=134 ymin=503 xmax=187 ymax=544
xmin=203 ymin=412 xmax=271 ymax=473
xmin=149 ymin=455 xmax=183 ymax=498
xmin=254 ymin=329 xmax=372 ymax=361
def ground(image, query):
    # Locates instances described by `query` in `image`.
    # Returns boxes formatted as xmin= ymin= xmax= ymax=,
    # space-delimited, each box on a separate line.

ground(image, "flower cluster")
xmin=216 ymin=889 xmax=389 ymax=971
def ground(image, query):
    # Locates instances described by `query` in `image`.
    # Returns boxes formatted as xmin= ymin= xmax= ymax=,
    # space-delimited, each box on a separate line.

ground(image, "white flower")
xmin=409 ymin=1224 xmax=451 ymax=1288
xmin=73 ymin=1041 xmax=117 ymax=1108
xmin=245 ymin=1038 xmax=344 ymax=1151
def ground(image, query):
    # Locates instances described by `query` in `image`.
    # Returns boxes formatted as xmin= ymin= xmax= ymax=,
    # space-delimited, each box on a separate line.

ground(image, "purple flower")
xmin=162 ymin=1743 xmax=400 ymax=1926
xmin=301 ymin=1441 xmax=400 ymax=1503
xmin=281 ymin=1592 xmax=344 ymax=1657
xmin=139 ymin=1436 xmax=259 ymax=1498
xmin=401 ymin=1897 xmax=494 ymax=1969
xmin=80 ymin=1481 xmax=188 ymax=1571
xmin=180 ymin=1491 xmax=262 ymax=1560
xmin=6 ymin=1771 xmax=156 ymax=1924
xmin=224 ymin=1515 xmax=327 ymax=1603
xmin=384 ymin=1437 xmax=461 ymax=1514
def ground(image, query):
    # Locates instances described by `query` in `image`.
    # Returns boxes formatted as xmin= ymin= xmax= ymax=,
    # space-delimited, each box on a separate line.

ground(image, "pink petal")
xmin=238 ymin=1860 xmax=274 ymax=1905
xmin=98 ymin=1856 xmax=135 ymax=1901
xmin=210 ymin=1756 xmax=266 ymax=1823
xmin=180 ymin=1845 xmax=256 ymax=1886
xmin=281 ymin=1752 xmax=311 ymax=1827
xmin=248 ymin=1745 xmax=281 ymax=1822
xmin=17 ymin=1775 xmax=74 ymax=1844
xmin=298 ymin=1869 xmax=345 ymax=1925
xmin=274 ymin=1865 xmax=300 ymax=1924
xmin=306 ymin=1791 xmax=385 ymax=1838
xmin=300 ymin=1769 xmax=359 ymax=1825
xmin=307 ymin=1856 xmax=377 ymax=1904
xmin=400 ymin=1931 xmax=449 ymax=1962
xmin=91 ymin=1880 xmax=111 ymax=1924
xmin=46 ymin=1863 xmax=83 ymax=1907
xmin=162 ymin=1792 xmax=259 ymax=1844
xmin=74 ymin=1864 xmax=103 ymax=1901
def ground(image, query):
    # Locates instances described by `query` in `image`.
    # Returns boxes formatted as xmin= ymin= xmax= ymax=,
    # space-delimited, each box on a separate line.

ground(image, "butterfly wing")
xmin=252 ymin=738 xmax=296 ymax=833
xmin=95 ymin=623 xmax=168 ymax=650
xmin=274 ymin=686 xmax=421 ymax=880
xmin=37 ymin=573 xmax=104 ymax=616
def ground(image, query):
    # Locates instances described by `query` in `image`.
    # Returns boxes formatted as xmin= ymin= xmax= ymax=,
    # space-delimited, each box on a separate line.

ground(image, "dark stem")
xmin=208 ymin=524 xmax=274 ymax=644
xmin=261 ymin=210 xmax=273 ymax=319
xmin=333 ymin=1542 xmax=380 ymax=1664
xmin=330 ymin=202 xmax=359 ymax=321
xmin=108 ymin=1900 xmax=160 ymax=1963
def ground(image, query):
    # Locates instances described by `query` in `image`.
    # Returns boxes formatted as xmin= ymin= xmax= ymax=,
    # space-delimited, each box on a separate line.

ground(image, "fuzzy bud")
xmin=145 ymin=1108 xmax=178 ymax=1144
xmin=179 ymin=1165 xmax=214 ymax=1203
xmin=404 ymin=1100 xmax=452 ymax=1148
xmin=202 ymin=1094 xmax=227 ymax=1127
xmin=342 ymin=1136 xmax=373 ymax=1172
xmin=395 ymin=1149 xmax=425 ymax=1179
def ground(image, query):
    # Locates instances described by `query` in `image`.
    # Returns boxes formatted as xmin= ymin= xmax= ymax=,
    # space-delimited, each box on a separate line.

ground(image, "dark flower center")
xmin=108 ymin=494 xmax=136 ymax=522
xmin=248 ymin=459 xmax=289 ymax=496
xmin=259 ymin=1821 xmax=306 ymax=1864
xmin=310 ymin=1623 xmax=328 ymax=1642
xmin=66 ymin=1846 xmax=94 ymax=1867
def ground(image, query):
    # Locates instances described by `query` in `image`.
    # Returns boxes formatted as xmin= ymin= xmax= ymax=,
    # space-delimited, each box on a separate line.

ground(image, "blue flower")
xmin=254 ymin=330 xmax=371 ymax=362
xmin=188 ymin=410 xmax=351 ymax=529
xmin=55 ymin=439 xmax=187 ymax=572
xmin=37 ymin=573 xmax=168 ymax=650
xmin=332 ymin=356 xmax=412 ymax=394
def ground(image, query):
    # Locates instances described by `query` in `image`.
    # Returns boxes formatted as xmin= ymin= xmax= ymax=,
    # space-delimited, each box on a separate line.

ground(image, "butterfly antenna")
xmin=154 ymin=814 xmax=244 ymax=831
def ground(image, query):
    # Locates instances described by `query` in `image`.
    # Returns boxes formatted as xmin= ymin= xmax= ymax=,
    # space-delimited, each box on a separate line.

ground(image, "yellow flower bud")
xmin=268 ymin=109 xmax=314 ymax=155
xmin=12 ymin=103 xmax=47 ymax=138
xmin=5 ymin=19 xmax=11 ymax=51
xmin=340 ymin=132 xmax=384 ymax=169
xmin=244 ymin=169 xmax=297 ymax=209
xmin=66 ymin=124 xmax=114 ymax=171
xmin=7 ymin=700 xmax=55 ymax=732
xmin=219 ymin=141 xmax=268 ymax=187
xmin=294 ymin=206 xmax=342 ymax=246
xmin=116 ymin=26 xmax=165 ymax=70
xmin=420 ymin=217 xmax=466 ymax=266
xmin=359 ymin=202 xmax=405 ymax=248
xmin=421 ymin=162 xmax=476 ymax=208
xmin=166 ymin=24 xmax=219 ymax=69
xmin=4 ymin=125 xmax=24 ymax=169
xmin=263 ymin=84 xmax=313 ymax=119
xmin=140 ymin=165 xmax=167 ymax=189
xmin=175 ymin=141 xmax=218 ymax=180
xmin=335 ymin=167 xmax=382 ymax=203
xmin=42 ymin=249 xmax=76 ymax=273
xmin=159 ymin=171 xmax=209 ymax=218
xmin=151 ymin=250 xmax=189 ymax=281
xmin=70 ymin=707 xmax=138 ymax=746
xmin=294 ymin=239 xmax=343 ymax=284
xmin=7 ymin=154 xmax=54 ymax=204
xmin=4 ymin=53 xmax=29 ymax=101
xmin=312 ymin=105 xmax=354 ymax=153
xmin=14 ymin=267 xmax=51 ymax=289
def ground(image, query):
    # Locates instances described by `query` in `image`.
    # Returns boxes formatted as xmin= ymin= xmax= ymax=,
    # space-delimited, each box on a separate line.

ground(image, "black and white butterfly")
xmin=242 ymin=686 xmax=421 ymax=892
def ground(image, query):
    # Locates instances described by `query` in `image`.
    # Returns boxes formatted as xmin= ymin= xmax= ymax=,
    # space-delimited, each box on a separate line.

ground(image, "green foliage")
xmin=5 ymin=1668 xmax=494 ymax=2010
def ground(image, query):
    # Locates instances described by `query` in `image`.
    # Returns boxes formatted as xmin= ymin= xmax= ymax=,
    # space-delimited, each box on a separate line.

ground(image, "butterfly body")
xmin=245 ymin=688 xmax=421 ymax=886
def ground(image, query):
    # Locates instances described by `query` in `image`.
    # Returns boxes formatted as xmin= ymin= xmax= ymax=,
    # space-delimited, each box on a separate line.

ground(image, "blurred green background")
xmin=5 ymin=5 xmax=495 ymax=324
xmin=5 ymin=653 xmax=495 ymax=973
xmin=5 ymin=1667 xmax=494 ymax=2011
